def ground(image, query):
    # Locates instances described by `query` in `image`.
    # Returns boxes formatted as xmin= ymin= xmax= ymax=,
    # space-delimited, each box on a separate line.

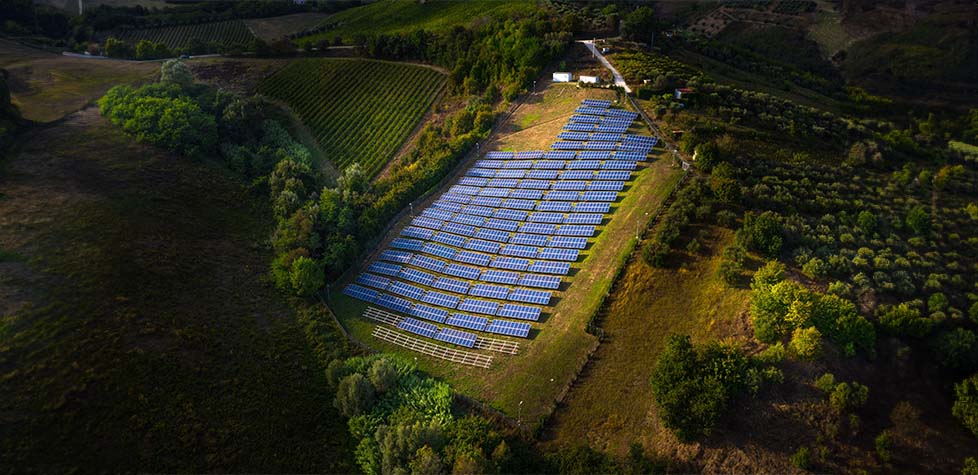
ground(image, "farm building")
xmin=579 ymin=75 xmax=600 ymax=84
xmin=552 ymin=72 xmax=573 ymax=82
xmin=674 ymin=87 xmax=695 ymax=99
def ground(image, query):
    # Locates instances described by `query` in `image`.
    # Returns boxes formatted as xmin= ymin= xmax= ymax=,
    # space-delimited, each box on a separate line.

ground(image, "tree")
xmin=905 ymin=205 xmax=930 ymax=235
xmin=368 ymin=358 xmax=399 ymax=393
xmin=878 ymin=303 xmax=933 ymax=338
xmin=104 ymin=37 xmax=133 ymax=58
xmin=737 ymin=211 xmax=783 ymax=256
xmin=620 ymin=6 xmax=657 ymax=42
xmin=334 ymin=373 xmax=375 ymax=418
xmin=857 ymin=210 xmax=877 ymax=234
xmin=933 ymin=328 xmax=978 ymax=372
xmin=789 ymin=327 xmax=822 ymax=360
xmin=160 ymin=59 xmax=194 ymax=88
xmin=289 ymin=256 xmax=323 ymax=297
xmin=952 ymin=374 xmax=978 ymax=438
xmin=410 ymin=446 xmax=445 ymax=475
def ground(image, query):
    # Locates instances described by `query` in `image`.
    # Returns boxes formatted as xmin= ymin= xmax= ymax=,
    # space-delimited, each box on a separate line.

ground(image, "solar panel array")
xmin=346 ymin=100 xmax=657 ymax=353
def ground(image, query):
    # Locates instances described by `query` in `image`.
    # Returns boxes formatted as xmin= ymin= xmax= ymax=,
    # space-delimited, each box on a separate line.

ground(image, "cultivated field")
xmin=116 ymin=20 xmax=255 ymax=50
xmin=258 ymin=58 xmax=446 ymax=177
xmin=245 ymin=12 xmax=331 ymax=42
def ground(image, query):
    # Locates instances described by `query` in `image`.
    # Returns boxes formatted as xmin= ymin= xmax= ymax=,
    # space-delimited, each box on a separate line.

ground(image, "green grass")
xmin=258 ymin=58 xmax=445 ymax=176
xmin=116 ymin=20 xmax=255 ymax=50
xmin=298 ymin=0 xmax=535 ymax=45
xmin=0 ymin=110 xmax=355 ymax=472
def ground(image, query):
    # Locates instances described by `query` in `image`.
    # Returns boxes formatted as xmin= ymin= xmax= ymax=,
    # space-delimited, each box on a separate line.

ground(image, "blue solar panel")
xmin=601 ymin=160 xmax=636 ymax=170
xmin=587 ymin=181 xmax=624 ymax=191
xmin=581 ymin=191 xmax=618 ymax=202
xmin=501 ymin=244 xmax=539 ymax=259
xmin=492 ymin=209 xmax=528 ymax=221
xmin=480 ymin=269 xmax=520 ymax=285
xmin=411 ymin=216 xmax=444 ymax=231
xmin=422 ymin=242 xmax=458 ymax=260
xmin=536 ymin=201 xmax=573 ymax=212
xmin=434 ymin=328 xmax=478 ymax=348
xmin=612 ymin=151 xmax=646 ymax=161
xmin=494 ymin=169 xmax=527 ymax=179
xmin=431 ymin=200 xmax=464 ymax=213
xmin=564 ymin=213 xmax=603 ymax=225
xmin=473 ymin=228 xmax=511 ymax=242
xmin=519 ymin=222 xmax=558 ymax=235
xmin=585 ymin=142 xmax=616 ymax=150
xmin=551 ymin=180 xmax=587 ymax=191
xmin=458 ymin=298 xmax=499 ymax=316
xmin=509 ymin=233 xmax=549 ymax=247
xmin=558 ymin=132 xmax=590 ymax=140
xmin=452 ymin=213 xmax=487 ymax=227
xmin=344 ymin=284 xmax=379 ymax=303
xmin=391 ymin=238 xmax=425 ymax=251
xmin=397 ymin=317 xmax=439 ymax=339
xmin=517 ymin=273 xmax=562 ymax=290
xmin=537 ymin=247 xmax=580 ymax=261
xmin=469 ymin=196 xmax=503 ymax=208
xmin=563 ymin=123 xmax=596 ymax=132
xmin=497 ymin=303 xmax=541 ymax=321
xmin=526 ymin=170 xmax=559 ymax=180
xmin=465 ymin=238 xmax=502 ymax=254
xmin=578 ymin=151 xmax=612 ymax=160
xmin=560 ymin=170 xmax=595 ymax=180
xmin=409 ymin=254 xmax=448 ymax=275
xmin=482 ymin=218 xmax=520 ymax=233
xmin=475 ymin=160 xmax=504 ymax=169
xmin=491 ymin=256 xmax=530 ymax=272
xmin=509 ymin=189 xmax=545 ymax=201
xmin=533 ymin=160 xmax=566 ymax=170
xmin=486 ymin=319 xmax=531 ymax=338
xmin=422 ymin=208 xmax=454 ymax=220
xmin=595 ymin=125 xmax=628 ymax=133
xmin=368 ymin=262 xmax=402 ymax=277
xmin=504 ymin=160 xmax=534 ymax=169
xmin=430 ymin=231 xmax=467 ymax=248
xmin=488 ymin=178 xmax=519 ymax=188
xmin=444 ymin=263 xmax=481 ymax=280
xmin=478 ymin=187 xmax=511 ymax=198
xmin=589 ymin=133 xmax=622 ymax=141
xmin=566 ymin=160 xmax=601 ymax=170
xmin=420 ymin=290 xmax=460 ymax=309
xmin=467 ymin=167 xmax=496 ymax=178
xmin=399 ymin=267 xmax=436 ymax=286
xmin=516 ymin=151 xmax=545 ymax=159
xmin=454 ymin=250 xmax=492 ymax=267
xmin=501 ymin=199 xmax=537 ymax=210
xmin=518 ymin=179 xmax=550 ymax=190
xmin=582 ymin=99 xmax=612 ymax=108
xmin=461 ymin=205 xmax=495 ymax=217
xmin=401 ymin=226 xmax=434 ymax=240
xmin=509 ymin=288 xmax=552 ymax=305
xmin=556 ymin=225 xmax=596 ymax=237
xmin=572 ymin=202 xmax=611 ymax=214
xmin=569 ymin=115 xmax=602 ymax=124
xmin=527 ymin=260 xmax=571 ymax=275
xmin=356 ymin=273 xmax=390 ymax=290
xmin=596 ymin=170 xmax=631 ymax=180
xmin=379 ymin=249 xmax=413 ymax=264
xmin=529 ymin=212 xmax=564 ymax=224
xmin=552 ymin=141 xmax=584 ymax=150
xmin=446 ymin=313 xmax=489 ymax=332
xmin=441 ymin=192 xmax=471 ymax=204
xmin=543 ymin=151 xmax=575 ymax=160
xmin=459 ymin=177 xmax=489 ymax=187
xmin=377 ymin=293 xmax=413 ymax=313
xmin=548 ymin=236 xmax=588 ymax=249
xmin=440 ymin=222 xmax=476 ymax=237
xmin=469 ymin=283 xmax=510 ymax=300
xmin=431 ymin=276 xmax=470 ymax=294
xmin=410 ymin=304 xmax=448 ymax=324
xmin=617 ymin=144 xmax=652 ymax=154
xmin=450 ymin=185 xmax=481 ymax=195
xmin=388 ymin=281 xmax=424 ymax=300
xmin=543 ymin=191 xmax=580 ymax=201
xmin=485 ymin=151 xmax=515 ymax=159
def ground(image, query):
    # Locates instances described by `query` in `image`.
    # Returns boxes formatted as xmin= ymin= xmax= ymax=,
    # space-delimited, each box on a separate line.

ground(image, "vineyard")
xmin=116 ymin=19 xmax=255 ymax=50
xmin=258 ymin=58 xmax=446 ymax=177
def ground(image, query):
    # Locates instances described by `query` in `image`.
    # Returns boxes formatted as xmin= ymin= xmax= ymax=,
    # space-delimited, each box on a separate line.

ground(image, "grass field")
xmin=327 ymin=84 xmax=684 ymax=428
xmin=297 ymin=0 xmax=535 ymax=45
xmin=0 ymin=39 xmax=157 ymax=122
xmin=245 ymin=13 xmax=331 ymax=42
xmin=258 ymin=58 xmax=446 ymax=177
xmin=0 ymin=109 xmax=355 ymax=472
xmin=116 ymin=20 xmax=255 ymax=51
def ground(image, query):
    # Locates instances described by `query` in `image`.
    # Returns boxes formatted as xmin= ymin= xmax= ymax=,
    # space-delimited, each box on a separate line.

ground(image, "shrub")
xmin=789 ymin=326 xmax=823 ymax=360
xmin=290 ymin=256 xmax=324 ymax=297
xmin=790 ymin=446 xmax=813 ymax=470
xmin=737 ymin=211 xmax=783 ymax=256
xmin=368 ymin=358 xmax=399 ymax=393
xmin=643 ymin=241 xmax=670 ymax=267
xmin=878 ymin=303 xmax=934 ymax=338
xmin=963 ymin=457 xmax=978 ymax=475
xmin=905 ymin=205 xmax=930 ymax=235
xmin=828 ymin=381 xmax=869 ymax=414
xmin=952 ymin=374 xmax=978 ymax=438
xmin=334 ymin=373 xmax=376 ymax=418
xmin=716 ymin=209 xmax=738 ymax=228
xmin=756 ymin=342 xmax=786 ymax=365
xmin=933 ymin=328 xmax=978 ymax=372
xmin=928 ymin=292 xmax=948 ymax=312
xmin=718 ymin=259 xmax=743 ymax=286
xmin=875 ymin=430 xmax=893 ymax=463
xmin=160 ymin=59 xmax=194 ymax=88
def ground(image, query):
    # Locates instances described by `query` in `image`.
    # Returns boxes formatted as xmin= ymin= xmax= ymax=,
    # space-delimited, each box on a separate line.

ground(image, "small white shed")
xmin=579 ymin=75 xmax=600 ymax=84
xmin=552 ymin=72 xmax=573 ymax=82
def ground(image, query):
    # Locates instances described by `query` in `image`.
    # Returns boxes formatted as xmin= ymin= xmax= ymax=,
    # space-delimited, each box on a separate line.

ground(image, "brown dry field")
xmin=245 ymin=13 xmax=332 ymax=42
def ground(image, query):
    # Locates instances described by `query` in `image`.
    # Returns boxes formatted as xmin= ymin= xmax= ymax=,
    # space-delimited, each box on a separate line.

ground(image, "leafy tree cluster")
xmin=953 ymin=374 xmax=978 ymax=439
xmin=642 ymin=178 xmax=711 ymax=267
xmin=0 ymin=69 xmax=26 ymax=152
xmin=750 ymin=261 xmax=876 ymax=357
xmin=649 ymin=334 xmax=779 ymax=441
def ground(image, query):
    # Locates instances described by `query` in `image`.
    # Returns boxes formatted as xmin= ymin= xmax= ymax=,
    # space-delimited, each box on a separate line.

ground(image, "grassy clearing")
xmin=0 ymin=40 xmax=157 ymax=123
xmin=298 ymin=0 xmax=535 ymax=45
xmin=245 ymin=12 xmax=331 ymax=42
xmin=0 ymin=109 xmax=354 ymax=472
xmin=258 ymin=58 xmax=445 ymax=177
xmin=329 ymin=83 xmax=683 ymax=428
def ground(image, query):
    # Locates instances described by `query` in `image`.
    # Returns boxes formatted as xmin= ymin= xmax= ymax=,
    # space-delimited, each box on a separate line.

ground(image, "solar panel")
xmin=440 ymin=222 xmax=476 ymax=237
xmin=379 ymin=250 xmax=413 ymax=264
xmin=504 ymin=160 xmax=534 ymax=169
xmin=490 ymin=256 xmax=530 ymax=272
xmin=478 ymin=187 xmax=510 ymax=198
xmin=475 ymin=160 xmax=504 ymax=169
xmin=556 ymin=225 xmax=596 ymax=237
xmin=578 ymin=151 xmax=612 ymax=160
xmin=572 ymin=202 xmax=611 ymax=214
xmin=398 ymin=267 xmax=436 ymax=286
xmin=466 ymin=167 xmax=496 ymax=178
xmin=587 ymin=181 xmax=624 ymax=191
xmin=409 ymin=253 xmax=448 ymax=272
xmin=543 ymin=151 xmax=575 ymax=160
xmin=500 ymin=199 xmax=537 ymax=210
xmin=446 ymin=313 xmax=489 ymax=332
xmin=391 ymin=238 xmax=425 ymax=251
xmin=601 ymin=160 xmax=636 ymax=170
xmin=509 ymin=233 xmax=549 ymax=247
xmin=526 ymin=170 xmax=559 ymax=180
xmin=509 ymin=189 xmax=545 ymax=201
xmin=501 ymin=244 xmax=539 ymax=259
xmin=488 ymin=178 xmax=519 ymax=188
xmin=563 ymin=123 xmax=596 ymax=132
xmin=458 ymin=298 xmax=499 ymax=316
xmin=585 ymin=142 xmax=616 ymax=150
xmin=552 ymin=141 xmax=584 ymax=150
xmin=452 ymin=213 xmax=487 ymax=227
xmin=401 ymin=226 xmax=434 ymax=240
xmin=443 ymin=263 xmax=481 ymax=280
xmin=551 ymin=180 xmax=587 ymax=191
xmin=485 ymin=151 xmax=514 ymax=159
xmin=388 ymin=281 xmax=424 ymax=300
xmin=492 ymin=209 xmax=528 ymax=221
xmin=517 ymin=179 xmax=550 ymax=190
xmin=422 ymin=242 xmax=458 ymax=260
xmin=560 ymin=170 xmax=595 ymax=180
xmin=469 ymin=283 xmax=510 ymax=300
xmin=495 ymin=169 xmax=527 ymax=179
xmin=517 ymin=273 xmax=562 ymax=290
xmin=515 ymin=151 xmax=544 ymax=159
xmin=434 ymin=328 xmax=478 ymax=348
xmin=467 ymin=197 xmax=503 ymax=209
xmin=368 ymin=262 xmax=402 ymax=277
xmin=431 ymin=200 xmax=464 ymax=213
xmin=548 ymin=236 xmax=588 ymax=249
xmin=537 ymin=247 xmax=580 ymax=262
xmin=565 ymin=160 xmax=601 ymax=170
xmin=480 ymin=269 xmax=520 ymax=285
xmin=536 ymin=201 xmax=573 ymax=212
xmin=465 ymin=238 xmax=502 ymax=254
xmin=497 ymin=303 xmax=541 ymax=321
xmin=473 ymin=228 xmax=511 ymax=243
xmin=422 ymin=208 xmax=454 ymax=220
xmin=595 ymin=125 xmax=628 ymax=133
xmin=569 ymin=115 xmax=602 ymax=124
xmin=397 ymin=317 xmax=439 ymax=339
xmin=431 ymin=276 xmax=470 ymax=294
xmin=558 ymin=132 xmax=590 ymax=140
xmin=527 ymin=260 xmax=571 ymax=275
xmin=481 ymin=218 xmax=520 ymax=233
xmin=430 ymin=232 xmax=467 ymax=248
xmin=595 ymin=170 xmax=631 ymax=181
xmin=356 ymin=273 xmax=390 ymax=291
xmin=486 ymin=319 xmax=531 ymax=338
xmin=459 ymin=177 xmax=489 ymax=187
xmin=454 ymin=250 xmax=492 ymax=267
xmin=441 ymin=192 xmax=471 ymax=204
xmin=581 ymin=191 xmax=618 ymax=202
xmin=411 ymin=216 xmax=444 ymax=231
xmin=617 ymin=144 xmax=652 ymax=154
xmin=533 ymin=160 xmax=566 ymax=170
xmin=527 ymin=212 xmax=563 ymax=224
xmin=589 ymin=133 xmax=622 ymax=141
xmin=344 ymin=284 xmax=379 ymax=303
xmin=376 ymin=293 xmax=413 ymax=313
xmin=519 ymin=222 xmax=558 ymax=235
xmin=612 ymin=151 xmax=646 ymax=161
xmin=509 ymin=287 xmax=552 ymax=305
xmin=410 ymin=304 xmax=448 ymax=324
xmin=543 ymin=191 xmax=580 ymax=201
xmin=420 ymin=290 xmax=460 ymax=309
xmin=450 ymin=185 xmax=481 ymax=195
xmin=461 ymin=205 xmax=495 ymax=217
xmin=563 ymin=213 xmax=603 ymax=225
xmin=582 ymin=99 xmax=612 ymax=108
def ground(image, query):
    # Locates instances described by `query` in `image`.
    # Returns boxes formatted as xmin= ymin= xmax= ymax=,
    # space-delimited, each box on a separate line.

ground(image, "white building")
xmin=552 ymin=72 xmax=572 ymax=83
xmin=579 ymin=75 xmax=600 ymax=84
